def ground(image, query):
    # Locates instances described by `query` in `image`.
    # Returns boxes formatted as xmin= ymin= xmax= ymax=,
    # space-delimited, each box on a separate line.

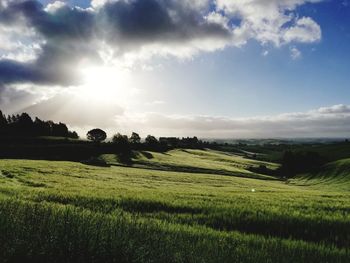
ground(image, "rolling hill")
xmin=0 ymin=149 xmax=349 ymax=262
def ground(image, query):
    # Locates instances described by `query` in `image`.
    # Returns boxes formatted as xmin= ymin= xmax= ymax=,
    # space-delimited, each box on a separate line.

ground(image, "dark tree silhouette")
xmin=34 ymin=117 xmax=51 ymax=136
xmin=0 ymin=110 xmax=7 ymax=127
xmin=129 ymin=132 xmax=141 ymax=144
xmin=112 ymin=133 xmax=129 ymax=145
xmin=87 ymin=128 xmax=107 ymax=143
xmin=145 ymin=135 xmax=158 ymax=145
xmin=0 ymin=109 xmax=79 ymax=138
xmin=18 ymin=113 xmax=34 ymax=135
xmin=112 ymin=133 xmax=131 ymax=161
xmin=52 ymin=122 xmax=69 ymax=137
xmin=68 ymin=131 xmax=79 ymax=139
xmin=279 ymin=150 xmax=326 ymax=178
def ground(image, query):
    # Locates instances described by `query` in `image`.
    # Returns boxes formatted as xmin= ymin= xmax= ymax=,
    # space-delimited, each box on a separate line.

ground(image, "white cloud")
xmin=283 ymin=17 xmax=321 ymax=43
xmin=0 ymin=0 xmax=324 ymax=89
xmin=3 ymin=86 xmax=350 ymax=138
xmin=0 ymin=24 xmax=43 ymax=62
xmin=44 ymin=1 xmax=67 ymax=13
xmin=116 ymin=104 xmax=350 ymax=138
xmin=91 ymin=0 xmax=112 ymax=8
xmin=217 ymin=0 xmax=322 ymax=47
xmin=262 ymin=50 xmax=269 ymax=56
xmin=290 ymin=46 xmax=302 ymax=59
xmin=205 ymin=12 xmax=230 ymax=29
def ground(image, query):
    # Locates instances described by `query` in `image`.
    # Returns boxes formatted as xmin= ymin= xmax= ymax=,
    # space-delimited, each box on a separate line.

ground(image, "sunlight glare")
xmin=77 ymin=66 xmax=134 ymax=105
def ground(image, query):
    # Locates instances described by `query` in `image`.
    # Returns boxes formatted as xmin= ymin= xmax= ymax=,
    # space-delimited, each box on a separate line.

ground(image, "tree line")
xmin=86 ymin=128 xmax=206 ymax=149
xmin=278 ymin=150 xmax=326 ymax=178
xmin=0 ymin=110 xmax=79 ymax=138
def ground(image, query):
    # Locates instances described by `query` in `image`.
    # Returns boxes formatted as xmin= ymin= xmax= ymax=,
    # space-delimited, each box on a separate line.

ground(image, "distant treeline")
xmin=0 ymin=110 xmax=78 ymax=138
xmin=278 ymin=150 xmax=327 ymax=178
xmin=0 ymin=110 xmax=332 ymax=177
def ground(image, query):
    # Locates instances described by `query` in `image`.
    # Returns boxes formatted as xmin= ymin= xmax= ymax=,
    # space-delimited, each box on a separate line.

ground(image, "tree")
xmin=0 ymin=110 xmax=78 ymax=138
xmin=129 ymin=132 xmax=141 ymax=144
xmin=34 ymin=117 xmax=51 ymax=136
xmin=68 ymin=131 xmax=79 ymax=139
xmin=279 ymin=150 xmax=326 ymax=178
xmin=0 ymin=110 xmax=7 ymax=127
xmin=17 ymin=113 xmax=34 ymax=135
xmin=112 ymin=133 xmax=129 ymax=145
xmin=87 ymin=128 xmax=107 ymax=143
xmin=145 ymin=135 xmax=158 ymax=145
xmin=0 ymin=110 xmax=7 ymax=134
xmin=52 ymin=122 xmax=69 ymax=137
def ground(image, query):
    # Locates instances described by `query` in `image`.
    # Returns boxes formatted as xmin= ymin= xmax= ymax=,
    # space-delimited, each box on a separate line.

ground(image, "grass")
xmin=0 ymin=149 xmax=349 ymax=262
xmin=101 ymin=148 xmax=278 ymax=179
xmin=290 ymin=157 xmax=350 ymax=191
xmin=234 ymin=141 xmax=350 ymax=162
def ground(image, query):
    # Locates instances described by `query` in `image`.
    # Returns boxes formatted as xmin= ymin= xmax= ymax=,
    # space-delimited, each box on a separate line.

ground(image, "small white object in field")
xmin=251 ymin=188 xmax=256 ymax=192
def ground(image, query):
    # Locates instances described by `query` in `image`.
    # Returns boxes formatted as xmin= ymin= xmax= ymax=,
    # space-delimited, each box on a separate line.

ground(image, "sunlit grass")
xmin=0 ymin=149 xmax=349 ymax=262
xmin=101 ymin=148 xmax=278 ymax=179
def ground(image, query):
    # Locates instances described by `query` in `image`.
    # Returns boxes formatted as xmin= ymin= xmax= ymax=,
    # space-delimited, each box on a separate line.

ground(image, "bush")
xmin=81 ymin=157 xmax=110 ymax=167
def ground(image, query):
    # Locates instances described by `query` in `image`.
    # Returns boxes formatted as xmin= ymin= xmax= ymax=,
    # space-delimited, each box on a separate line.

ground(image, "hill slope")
xmin=0 ymin=153 xmax=349 ymax=262
xmin=290 ymin=158 xmax=350 ymax=191
xmin=101 ymin=149 xmax=279 ymax=180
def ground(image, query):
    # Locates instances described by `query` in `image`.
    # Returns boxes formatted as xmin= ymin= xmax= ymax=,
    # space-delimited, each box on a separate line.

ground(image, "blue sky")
xmin=140 ymin=0 xmax=350 ymax=117
xmin=1 ymin=0 xmax=350 ymax=137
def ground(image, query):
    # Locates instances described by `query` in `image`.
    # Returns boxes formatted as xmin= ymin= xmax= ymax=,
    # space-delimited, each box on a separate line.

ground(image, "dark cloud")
xmin=100 ymin=0 xmax=229 ymax=44
xmin=0 ymin=42 xmax=96 ymax=86
xmin=0 ymin=59 xmax=42 ymax=84
xmin=0 ymin=0 xmax=231 ymax=87
xmin=0 ymin=0 xmax=99 ymax=86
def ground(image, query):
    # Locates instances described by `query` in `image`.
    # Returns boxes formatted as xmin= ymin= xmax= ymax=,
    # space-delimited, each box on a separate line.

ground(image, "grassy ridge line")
xmin=0 ymin=199 xmax=348 ymax=263
xmin=291 ymin=158 xmax=350 ymax=191
xmin=101 ymin=149 xmax=278 ymax=180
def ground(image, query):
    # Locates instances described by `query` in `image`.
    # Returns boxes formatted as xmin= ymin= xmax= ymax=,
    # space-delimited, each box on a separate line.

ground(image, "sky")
xmin=0 ymin=0 xmax=350 ymax=138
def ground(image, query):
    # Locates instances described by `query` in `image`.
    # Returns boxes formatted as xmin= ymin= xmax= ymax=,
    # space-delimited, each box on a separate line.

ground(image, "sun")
xmin=76 ymin=66 xmax=134 ymax=104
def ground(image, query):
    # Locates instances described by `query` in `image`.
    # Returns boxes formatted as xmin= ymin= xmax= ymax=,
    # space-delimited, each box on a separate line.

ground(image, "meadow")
xmin=0 ymin=149 xmax=349 ymax=262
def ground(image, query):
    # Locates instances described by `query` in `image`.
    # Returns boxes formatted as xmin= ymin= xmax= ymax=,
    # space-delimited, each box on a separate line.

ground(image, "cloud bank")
xmin=0 ymin=0 xmax=322 ymax=87
xmin=17 ymin=94 xmax=350 ymax=138
xmin=110 ymin=104 xmax=350 ymax=138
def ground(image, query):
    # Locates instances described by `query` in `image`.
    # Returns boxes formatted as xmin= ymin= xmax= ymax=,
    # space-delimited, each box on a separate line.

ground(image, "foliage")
xmin=112 ymin=133 xmax=129 ymax=145
xmin=279 ymin=151 xmax=327 ymax=178
xmin=87 ymin=128 xmax=107 ymax=143
xmin=159 ymin=136 xmax=202 ymax=148
xmin=0 ymin=109 xmax=79 ymax=138
xmin=145 ymin=135 xmax=158 ymax=145
xmin=129 ymin=132 xmax=141 ymax=144
xmin=112 ymin=133 xmax=132 ymax=163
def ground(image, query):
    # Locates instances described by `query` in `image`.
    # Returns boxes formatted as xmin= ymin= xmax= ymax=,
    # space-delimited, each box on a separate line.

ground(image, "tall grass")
xmin=0 ymin=150 xmax=349 ymax=262
xmin=0 ymin=199 xmax=348 ymax=263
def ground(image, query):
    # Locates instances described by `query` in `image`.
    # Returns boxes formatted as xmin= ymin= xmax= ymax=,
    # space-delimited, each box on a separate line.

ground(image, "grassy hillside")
xmin=101 ymin=149 xmax=278 ymax=180
xmin=233 ymin=141 xmax=350 ymax=163
xmin=290 ymin=157 xmax=350 ymax=191
xmin=0 ymin=149 xmax=349 ymax=262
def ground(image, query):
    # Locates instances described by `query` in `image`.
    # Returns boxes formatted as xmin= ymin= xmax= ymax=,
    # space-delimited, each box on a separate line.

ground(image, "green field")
xmin=0 ymin=149 xmax=349 ymax=262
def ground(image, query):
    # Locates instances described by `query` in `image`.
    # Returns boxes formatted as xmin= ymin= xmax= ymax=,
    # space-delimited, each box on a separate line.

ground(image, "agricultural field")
xmin=101 ymin=149 xmax=278 ymax=179
xmin=0 ymin=149 xmax=349 ymax=262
